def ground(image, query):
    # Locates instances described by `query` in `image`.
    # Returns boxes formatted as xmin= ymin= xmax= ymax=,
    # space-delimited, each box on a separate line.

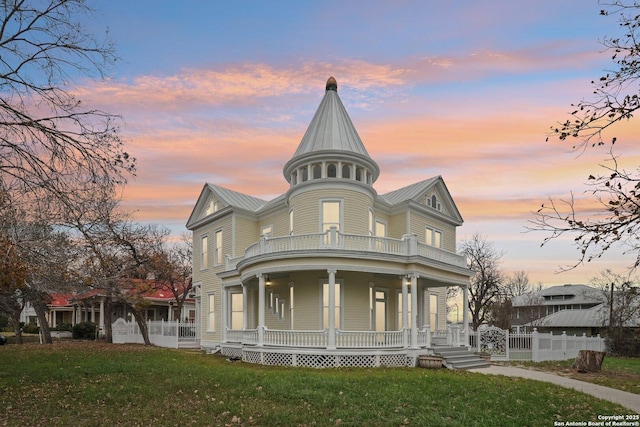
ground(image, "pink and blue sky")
xmin=77 ymin=0 xmax=640 ymax=286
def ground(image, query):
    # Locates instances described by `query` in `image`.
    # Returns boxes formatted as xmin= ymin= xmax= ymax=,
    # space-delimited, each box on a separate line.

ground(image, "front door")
xmin=374 ymin=289 xmax=387 ymax=332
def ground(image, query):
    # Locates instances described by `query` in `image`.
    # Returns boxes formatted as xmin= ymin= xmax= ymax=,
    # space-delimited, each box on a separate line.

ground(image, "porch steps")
xmin=430 ymin=346 xmax=490 ymax=370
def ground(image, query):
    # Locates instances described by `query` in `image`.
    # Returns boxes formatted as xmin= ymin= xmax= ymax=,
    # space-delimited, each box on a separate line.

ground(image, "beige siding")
xmin=290 ymin=188 xmax=373 ymax=235
xmin=409 ymin=211 xmax=457 ymax=252
xmin=234 ymin=215 xmax=259 ymax=257
xmin=343 ymin=192 xmax=372 ymax=235
xmin=259 ymin=207 xmax=289 ymax=238
xmin=289 ymin=271 xmax=320 ymax=330
xmin=340 ymin=272 xmax=371 ymax=330
xmin=191 ymin=214 xmax=234 ymax=344
xmin=387 ymin=212 xmax=407 ymax=240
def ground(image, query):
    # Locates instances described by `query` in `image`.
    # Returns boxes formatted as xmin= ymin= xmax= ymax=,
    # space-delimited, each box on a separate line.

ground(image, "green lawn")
xmin=0 ymin=342 xmax=632 ymax=426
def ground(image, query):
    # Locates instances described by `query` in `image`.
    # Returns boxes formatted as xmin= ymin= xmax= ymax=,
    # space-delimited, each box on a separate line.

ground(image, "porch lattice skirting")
xmin=221 ymin=345 xmax=416 ymax=368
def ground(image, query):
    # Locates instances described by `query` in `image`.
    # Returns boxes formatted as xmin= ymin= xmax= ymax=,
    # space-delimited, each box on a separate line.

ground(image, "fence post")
xmin=531 ymin=329 xmax=539 ymax=362
xmin=597 ymin=334 xmax=604 ymax=352
xmin=505 ymin=329 xmax=510 ymax=361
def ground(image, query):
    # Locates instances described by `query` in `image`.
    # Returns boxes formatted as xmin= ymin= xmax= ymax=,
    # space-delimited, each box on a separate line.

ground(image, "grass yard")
xmin=0 ymin=342 xmax=632 ymax=426
xmin=507 ymin=356 xmax=640 ymax=395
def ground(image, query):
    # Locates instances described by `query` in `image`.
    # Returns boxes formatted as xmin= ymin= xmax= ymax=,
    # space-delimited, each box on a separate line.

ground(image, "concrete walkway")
xmin=469 ymin=365 xmax=640 ymax=414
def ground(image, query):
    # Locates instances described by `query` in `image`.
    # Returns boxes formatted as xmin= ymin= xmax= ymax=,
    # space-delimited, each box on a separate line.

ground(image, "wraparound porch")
xmin=220 ymin=325 xmax=467 ymax=368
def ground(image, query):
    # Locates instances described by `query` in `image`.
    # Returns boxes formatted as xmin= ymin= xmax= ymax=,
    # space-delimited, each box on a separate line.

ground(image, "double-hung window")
xmin=207 ymin=293 xmax=215 ymax=331
xmin=201 ymin=235 xmax=208 ymax=269
xmin=425 ymin=227 xmax=442 ymax=248
xmin=321 ymin=281 xmax=342 ymax=329
xmin=321 ymin=200 xmax=342 ymax=245
xmin=214 ymin=229 xmax=223 ymax=265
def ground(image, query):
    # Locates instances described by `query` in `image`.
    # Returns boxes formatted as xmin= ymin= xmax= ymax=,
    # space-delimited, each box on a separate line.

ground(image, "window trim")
xmin=319 ymin=199 xmax=343 ymax=233
xmin=320 ymin=279 xmax=344 ymax=329
xmin=425 ymin=226 xmax=443 ymax=248
xmin=200 ymin=235 xmax=209 ymax=270
xmin=229 ymin=291 xmax=244 ymax=330
xmin=395 ymin=288 xmax=412 ymax=329
xmin=214 ymin=229 xmax=223 ymax=266
xmin=207 ymin=293 xmax=216 ymax=332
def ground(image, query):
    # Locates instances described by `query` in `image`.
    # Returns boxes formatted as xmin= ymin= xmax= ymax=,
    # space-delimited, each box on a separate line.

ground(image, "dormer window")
xmin=426 ymin=194 xmax=441 ymax=211
xmin=204 ymin=199 xmax=219 ymax=216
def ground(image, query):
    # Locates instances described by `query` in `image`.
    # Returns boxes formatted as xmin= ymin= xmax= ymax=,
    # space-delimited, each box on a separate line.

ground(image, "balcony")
xmin=226 ymin=229 xmax=467 ymax=272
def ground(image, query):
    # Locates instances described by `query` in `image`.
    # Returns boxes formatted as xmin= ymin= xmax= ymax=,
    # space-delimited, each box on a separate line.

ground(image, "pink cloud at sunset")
xmin=73 ymin=0 xmax=640 ymax=286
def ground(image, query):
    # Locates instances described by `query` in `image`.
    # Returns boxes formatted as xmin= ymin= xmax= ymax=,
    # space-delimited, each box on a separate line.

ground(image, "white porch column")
xmin=462 ymin=284 xmax=469 ymax=346
xmin=401 ymin=276 xmax=409 ymax=330
xmin=327 ymin=269 xmax=337 ymax=349
xmin=168 ymin=303 xmax=173 ymax=321
xmin=410 ymin=274 xmax=419 ymax=349
xmin=242 ymin=283 xmax=248 ymax=330
xmin=91 ymin=303 xmax=96 ymax=323
xmin=221 ymin=287 xmax=228 ymax=343
xmin=258 ymin=274 xmax=265 ymax=346
xmin=99 ymin=299 xmax=105 ymax=332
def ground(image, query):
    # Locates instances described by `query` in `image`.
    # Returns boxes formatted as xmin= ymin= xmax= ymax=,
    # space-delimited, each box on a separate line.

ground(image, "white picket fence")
xmin=468 ymin=327 xmax=606 ymax=362
xmin=112 ymin=318 xmax=198 ymax=349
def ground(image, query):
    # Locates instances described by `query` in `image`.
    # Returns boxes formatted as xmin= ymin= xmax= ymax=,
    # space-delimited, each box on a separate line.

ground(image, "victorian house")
xmin=186 ymin=77 xmax=472 ymax=367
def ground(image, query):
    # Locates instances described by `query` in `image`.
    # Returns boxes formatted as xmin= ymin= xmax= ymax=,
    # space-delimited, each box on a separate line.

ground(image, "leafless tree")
xmin=146 ymin=234 xmax=193 ymax=322
xmin=590 ymin=269 xmax=640 ymax=355
xmin=0 ymin=1 xmax=134 ymax=213
xmin=532 ymin=2 xmax=640 ymax=270
xmin=461 ymin=233 xmax=506 ymax=330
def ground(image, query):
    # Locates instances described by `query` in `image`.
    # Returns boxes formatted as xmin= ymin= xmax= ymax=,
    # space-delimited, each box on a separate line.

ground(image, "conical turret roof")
xmin=283 ymin=77 xmax=379 ymax=183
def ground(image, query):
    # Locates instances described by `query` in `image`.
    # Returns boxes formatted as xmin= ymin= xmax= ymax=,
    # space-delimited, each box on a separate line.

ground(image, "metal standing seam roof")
xmin=512 ymin=284 xmax=604 ymax=307
xmin=291 ymin=83 xmax=372 ymax=159
xmin=379 ymin=177 xmax=440 ymax=205
xmin=206 ymin=183 xmax=267 ymax=212
xmin=533 ymin=305 xmax=607 ymax=328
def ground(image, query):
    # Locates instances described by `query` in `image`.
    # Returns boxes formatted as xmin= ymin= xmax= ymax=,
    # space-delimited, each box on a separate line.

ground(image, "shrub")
xmin=52 ymin=323 xmax=73 ymax=332
xmin=22 ymin=323 xmax=40 ymax=334
xmin=72 ymin=322 xmax=97 ymax=340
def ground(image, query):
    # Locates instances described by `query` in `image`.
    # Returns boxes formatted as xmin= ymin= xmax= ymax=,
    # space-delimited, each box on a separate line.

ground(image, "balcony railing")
xmin=226 ymin=230 xmax=466 ymax=271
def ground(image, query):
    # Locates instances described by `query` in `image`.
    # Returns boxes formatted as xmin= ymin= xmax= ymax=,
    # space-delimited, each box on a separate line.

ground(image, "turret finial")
xmin=326 ymin=76 xmax=337 ymax=92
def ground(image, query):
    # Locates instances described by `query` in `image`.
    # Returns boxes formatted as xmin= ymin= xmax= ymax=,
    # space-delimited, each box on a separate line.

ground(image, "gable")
xmin=379 ymin=176 xmax=463 ymax=225
xmin=186 ymin=183 xmax=268 ymax=229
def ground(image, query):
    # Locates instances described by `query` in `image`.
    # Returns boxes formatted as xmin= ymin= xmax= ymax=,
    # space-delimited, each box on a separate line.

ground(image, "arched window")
xmin=327 ymin=163 xmax=337 ymax=178
xmin=302 ymin=168 xmax=308 ymax=182
xmin=355 ymin=167 xmax=362 ymax=181
xmin=342 ymin=164 xmax=351 ymax=179
xmin=313 ymin=164 xmax=322 ymax=179
xmin=291 ymin=171 xmax=297 ymax=185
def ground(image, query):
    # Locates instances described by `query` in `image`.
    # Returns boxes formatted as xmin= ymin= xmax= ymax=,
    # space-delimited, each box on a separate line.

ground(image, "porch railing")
xmin=266 ymin=329 xmax=327 ymax=347
xmin=225 ymin=327 xmax=433 ymax=349
xmin=336 ymin=330 xmax=405 ymax=348
xmin=112 ymin=319 xmax=198 ymax=349
xmin=227 ymin=231 xmax=466 ymax=271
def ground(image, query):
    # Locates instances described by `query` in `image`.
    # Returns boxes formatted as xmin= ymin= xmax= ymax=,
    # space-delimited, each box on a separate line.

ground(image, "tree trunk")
xmin=32 ymin=301 xmax=52 ymax=344
xmin=11 ymin=310 xmax=23 ymax=344
xmin=572 ymin=350 xmax=606 ymax=373
xmin=131 ymin=308 xmax=151 ymax=345
xmin=103 ymin=297 xmax=113 ymax=343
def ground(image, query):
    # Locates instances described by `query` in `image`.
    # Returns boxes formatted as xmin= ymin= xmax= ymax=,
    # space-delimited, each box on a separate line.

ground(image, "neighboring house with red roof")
xmin=23 ymin=281 xmax=197 ymax=335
